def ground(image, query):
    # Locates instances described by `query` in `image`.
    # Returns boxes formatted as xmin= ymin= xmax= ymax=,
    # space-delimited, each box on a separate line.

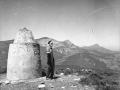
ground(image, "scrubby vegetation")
xmin=55 ymin=68 xmax=120 ymax=90
xmin=55 ymin=68 xmax=76 ymax=76
xmin=79 ymin=72 xmax=119 ymax=90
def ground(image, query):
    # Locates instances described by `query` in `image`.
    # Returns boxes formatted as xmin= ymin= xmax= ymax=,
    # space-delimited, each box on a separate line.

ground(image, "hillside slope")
xmin=0 ymin=37 xmax=120 ymax=73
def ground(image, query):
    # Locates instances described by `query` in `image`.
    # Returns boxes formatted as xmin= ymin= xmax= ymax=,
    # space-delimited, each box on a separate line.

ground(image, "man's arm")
xmin=46 ymin=46 xmax=51 ymax=53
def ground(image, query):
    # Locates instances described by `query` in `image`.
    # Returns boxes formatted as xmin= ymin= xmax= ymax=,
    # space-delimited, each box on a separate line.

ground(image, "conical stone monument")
xmin=7 ymin=28 xmax=42 ymax=81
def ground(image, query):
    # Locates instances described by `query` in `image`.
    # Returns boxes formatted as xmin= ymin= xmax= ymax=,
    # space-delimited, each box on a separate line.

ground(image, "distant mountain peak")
xmin=94 ymin=44 xmax=99 ymax=46
xmin=39 ymin=37 xmax=50 ymax=40
xmin=82 ymin=44 xmax=114 ymax=54
xmin=63 ymin=40 xmax=74 ymax=46
xmin=64 ymin=40 xmax=72 ymax=43
xmin=92 ymin=44 xmax=100 ymax=47
xmin=83 ymin=44 xmax=100 ymax=48
xmin=64 ymin=40 xmax=70 ymax=42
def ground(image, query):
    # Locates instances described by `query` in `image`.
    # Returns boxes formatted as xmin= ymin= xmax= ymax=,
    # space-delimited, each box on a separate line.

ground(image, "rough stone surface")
xmin=14 ymin=28 xmax=36 ymax=44
xmin=7 ymin=28 xmax=42 ymax=81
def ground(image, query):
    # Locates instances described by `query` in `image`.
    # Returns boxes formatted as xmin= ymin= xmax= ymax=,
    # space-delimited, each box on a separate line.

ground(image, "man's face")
xmin=49 ymin=42 xmax=53 ymax=47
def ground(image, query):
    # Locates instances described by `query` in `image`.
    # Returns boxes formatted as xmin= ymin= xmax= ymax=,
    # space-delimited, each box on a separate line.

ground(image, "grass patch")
xmin=55 ymin=68 xmax=120 ymax=90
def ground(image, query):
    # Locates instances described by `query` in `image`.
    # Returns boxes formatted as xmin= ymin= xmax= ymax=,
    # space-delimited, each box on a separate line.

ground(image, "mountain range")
xmin=0 ymin=37 xmax=120 ymax=73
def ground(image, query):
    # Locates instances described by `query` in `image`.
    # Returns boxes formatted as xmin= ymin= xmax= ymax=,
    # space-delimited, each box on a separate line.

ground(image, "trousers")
xmin=46 ymin=53 xmax=55 ymax=78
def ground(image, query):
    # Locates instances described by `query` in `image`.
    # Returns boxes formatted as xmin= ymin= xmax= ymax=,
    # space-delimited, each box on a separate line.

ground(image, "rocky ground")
xmin=0 ymin=74 xmax=95 ymax=90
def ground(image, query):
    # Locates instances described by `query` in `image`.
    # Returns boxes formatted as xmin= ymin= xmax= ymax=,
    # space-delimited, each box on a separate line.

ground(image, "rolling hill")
xmin=82 ymin=44 xmax=119 ymax=54
xmin=0 ymin=37 xmax=120 ymax=73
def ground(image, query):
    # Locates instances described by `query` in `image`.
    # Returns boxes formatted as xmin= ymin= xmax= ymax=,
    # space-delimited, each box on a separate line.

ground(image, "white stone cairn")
xmin=7 ymin=28 xmax=42 ymax=81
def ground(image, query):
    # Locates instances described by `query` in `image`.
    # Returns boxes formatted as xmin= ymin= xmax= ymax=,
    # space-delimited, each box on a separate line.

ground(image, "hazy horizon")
xmin=0 ymin=0 xmax=120 ymax=51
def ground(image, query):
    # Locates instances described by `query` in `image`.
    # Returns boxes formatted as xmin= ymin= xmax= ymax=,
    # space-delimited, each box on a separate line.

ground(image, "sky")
xmin=0 ymin=0 xmax=120 ymax=51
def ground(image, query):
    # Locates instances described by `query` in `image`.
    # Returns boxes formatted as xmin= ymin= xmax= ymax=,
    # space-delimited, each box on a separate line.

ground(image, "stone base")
xmin=7 ymin=43 xmax=42 ymax=81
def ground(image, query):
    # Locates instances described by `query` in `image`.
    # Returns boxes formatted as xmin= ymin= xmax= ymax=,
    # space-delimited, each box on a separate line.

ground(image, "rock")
xmin=3 ymin=80 xmax=11 ymax=85
xmin=49 ymin=83 xmax=54 ymax=88
xmin=7 ymin=28 xmax=42 ymax=81
xmin=51 ymin=85 xmax=54 ymax=88
xmin=38 ymin=84 xmax=45 ymax=89
xmin=61 ymin=86 xmax=65 ymax=89
xmin=60 ymin=73 xmax=64 ymax=76
xmin=74 ymin=78 xmax=80 ymax=81
xmin=14 ymin=28 xmax=35 ymax=43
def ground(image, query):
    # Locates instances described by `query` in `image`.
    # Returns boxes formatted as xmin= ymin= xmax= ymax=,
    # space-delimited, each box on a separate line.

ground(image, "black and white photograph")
xmin=0 ymin=0 xmax=120 ymax=90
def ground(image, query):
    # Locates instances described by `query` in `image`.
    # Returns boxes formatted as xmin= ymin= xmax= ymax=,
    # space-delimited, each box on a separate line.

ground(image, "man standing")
xmin=46 ymin=40 xmax=55 ymax=79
